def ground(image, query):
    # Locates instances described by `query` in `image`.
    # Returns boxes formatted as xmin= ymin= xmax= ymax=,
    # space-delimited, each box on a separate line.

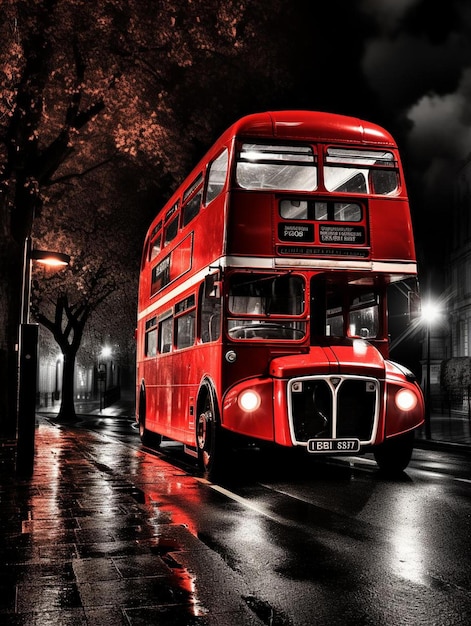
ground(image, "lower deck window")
xmin=176 ymin=311 xmax=195 ymax=349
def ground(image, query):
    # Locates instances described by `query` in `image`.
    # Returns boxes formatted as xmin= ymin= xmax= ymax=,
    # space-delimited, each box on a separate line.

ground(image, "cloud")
xmin=362 ymin=32 xmax=466 ymax=111
xmin=357 ymin=0 xmax=471 ymax=218
xmin=407 ymin=71 xmax=471 ymax=164
xmin=359 ymin=0 xmax=422 ymax=33
xmin=404 ymin=69 xmax=471 ymax=207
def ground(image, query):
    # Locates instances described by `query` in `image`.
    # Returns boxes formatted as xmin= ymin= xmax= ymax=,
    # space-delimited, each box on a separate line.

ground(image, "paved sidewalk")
xmin=414 ymin=413 xmax=471 ymax=450
xmin=0 ymin=418 xmax=210 ymax=626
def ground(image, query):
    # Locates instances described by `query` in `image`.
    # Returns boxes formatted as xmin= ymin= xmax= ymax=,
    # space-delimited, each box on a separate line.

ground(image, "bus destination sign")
xmin=278 ymin=223 xmax=314 ymax=242
xmin=319 ymin=225 xmax=365 ymax=244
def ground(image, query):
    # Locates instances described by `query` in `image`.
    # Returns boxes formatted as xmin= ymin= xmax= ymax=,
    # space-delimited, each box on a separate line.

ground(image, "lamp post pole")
xmin=425 ymin=321 xmax=432 ymax=440
xmin=421 ymin=299 xmax=440 ymax=441
xmin=16 ymin=237 xmax=70 ymax=476
xmin=16 ymin=237 xmax=39 ymax=476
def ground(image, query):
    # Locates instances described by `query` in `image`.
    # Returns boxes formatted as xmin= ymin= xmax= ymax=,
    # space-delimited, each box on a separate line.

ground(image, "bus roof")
xmin=223 ymin=110 xmax=397 ymax=147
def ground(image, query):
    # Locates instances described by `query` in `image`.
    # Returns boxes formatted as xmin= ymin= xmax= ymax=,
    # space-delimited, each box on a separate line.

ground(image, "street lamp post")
xmin=425 ymin=320 xmax=432 ymax=439
xmin=16 ymin=237 xmax=70 ymax=476
xmin=98 ymin=346 xmax=112 ymax=411
xmin=421 ymin=301 xmax=440 ymax=441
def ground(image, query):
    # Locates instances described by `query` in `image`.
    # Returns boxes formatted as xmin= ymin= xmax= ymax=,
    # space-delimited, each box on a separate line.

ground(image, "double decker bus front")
xmin=219 ymin=114 xmax=424 ymax=472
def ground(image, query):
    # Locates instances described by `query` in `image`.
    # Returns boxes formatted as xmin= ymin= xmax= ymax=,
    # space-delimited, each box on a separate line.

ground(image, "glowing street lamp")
xmin=16 ymin=237 xmax=70 ymax=476
xmin=21 ymin=238 xmax=70 ymax=325
xmin=421 ymin=300 xmax=441 ymax=440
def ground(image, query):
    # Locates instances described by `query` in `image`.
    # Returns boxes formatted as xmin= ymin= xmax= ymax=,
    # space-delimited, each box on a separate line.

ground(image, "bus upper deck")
xmin=141 ymin=111 xmax=416 ymax=308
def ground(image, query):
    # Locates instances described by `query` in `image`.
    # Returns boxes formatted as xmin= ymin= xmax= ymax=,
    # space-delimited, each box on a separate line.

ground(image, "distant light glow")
xmin=101 ymin=346 xmax=112 ymax=359
xmin=242 ymin=150 xmax=264 ymax=161
xmin=421 ymin=301 xmax=441 ymax=324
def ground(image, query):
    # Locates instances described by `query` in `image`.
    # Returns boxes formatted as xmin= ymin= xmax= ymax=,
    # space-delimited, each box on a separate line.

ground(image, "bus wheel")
xmin=196 ymin=390 xmax=225 ymax=476
xmin=373 ymin=431 xmax=414 ymax=475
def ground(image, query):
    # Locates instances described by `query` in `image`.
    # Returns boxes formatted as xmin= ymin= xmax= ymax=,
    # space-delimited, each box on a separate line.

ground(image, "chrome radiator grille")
xmin=288 ymin=375 xmax=379 ymax=445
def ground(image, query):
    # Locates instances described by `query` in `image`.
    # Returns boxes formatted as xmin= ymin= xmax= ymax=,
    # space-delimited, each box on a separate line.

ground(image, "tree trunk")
xmin=57 ymin=350 xmax=77 ymax=421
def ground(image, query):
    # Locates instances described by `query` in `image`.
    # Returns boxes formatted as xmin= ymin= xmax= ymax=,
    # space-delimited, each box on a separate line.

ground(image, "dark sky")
xmin=351 ymin=0 xmax=471 ymax=273
xmin=361 ymin=2 xmax=471 ymax=181
xmin=234 ymin=0 xmax=471 ymax=276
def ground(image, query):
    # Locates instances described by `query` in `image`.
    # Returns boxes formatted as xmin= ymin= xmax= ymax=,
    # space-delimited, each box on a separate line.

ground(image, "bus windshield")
xmin=236 ymin=143 xmax=317 ymax=191
xmin=326 ymin=292 xmax=380 ymax=339
xmin=227 ymin=272 xmax=306 ymax=339
xmin=324 ymin=148 xmax=398 ymax=195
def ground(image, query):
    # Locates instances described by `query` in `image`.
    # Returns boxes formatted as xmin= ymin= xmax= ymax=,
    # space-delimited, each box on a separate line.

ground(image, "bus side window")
xmin=199 ymin=282 xmax=221 ymax=343
xmin=182 ymin=189 xmax=202 ymax=227
xmin=164 ymin=215 xmax=179 ymax=246
xmin=174 ymin=296 xmax=196 ymax=350
xmin=159 ymin=315 xmax=173 ymax=353
xmin=176 ymin=311 xmax=196 ymax=349
xmin=370 ymin=169 xmax=398 ymax=195
xmin=149 ymin=233 xmax=161 ymax=260
xmin=182 ymin=173 xmax=203 ymax=227
xmin=151 ymin=255 xmax=170 ymax=295
xmin=205 ymin=149 xmax=228 ymax=205
xmin=145 ymin=317 xmax=157 ymax=357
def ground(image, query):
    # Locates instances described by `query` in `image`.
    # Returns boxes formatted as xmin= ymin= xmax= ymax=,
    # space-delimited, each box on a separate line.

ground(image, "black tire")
xmin=373 ymin=431 xmax=414 ymax=474
xmin=196 ymin=386 xmax=227 ymax=478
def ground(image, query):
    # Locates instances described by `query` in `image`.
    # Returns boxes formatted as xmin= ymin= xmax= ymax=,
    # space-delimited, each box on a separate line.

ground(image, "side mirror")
xmin=205 ymin=273 xmax=222 ymax=298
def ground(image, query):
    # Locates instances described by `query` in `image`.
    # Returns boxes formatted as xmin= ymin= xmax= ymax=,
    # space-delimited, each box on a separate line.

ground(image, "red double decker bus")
xmin=136 ymin=110 xmax=424 ymax=476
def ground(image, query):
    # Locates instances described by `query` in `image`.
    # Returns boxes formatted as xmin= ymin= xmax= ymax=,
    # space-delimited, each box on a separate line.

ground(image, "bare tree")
xmin=31 ymin=263 xmax=117 ymax=420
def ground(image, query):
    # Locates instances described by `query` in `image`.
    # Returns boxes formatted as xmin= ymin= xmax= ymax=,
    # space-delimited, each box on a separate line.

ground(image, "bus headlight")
xmin=238 ymin=389 xmax=261 ymax=412
xmin=395 ymin=388 xmax=418 ymax=411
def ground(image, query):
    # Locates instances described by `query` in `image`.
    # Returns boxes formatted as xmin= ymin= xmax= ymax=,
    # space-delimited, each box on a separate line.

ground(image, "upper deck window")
xmin=164 ymin=215 xmax=179 ymax=245
xmin=149 ymin=231 xmax=162 ymax=261
xmin=205 ymin=149 xmax=228 ymax=205
xmin=236 ymin=143 xmax=317 ymax=191
xmin=182 ymin=173 xmax=203 ymax=227
xmin=162 ymin=200 xmax=180 ymax=247
xmin=324 ymin=148 xmax=398 ymax=195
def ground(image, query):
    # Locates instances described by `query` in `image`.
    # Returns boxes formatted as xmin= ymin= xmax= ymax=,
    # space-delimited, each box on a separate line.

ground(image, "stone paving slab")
xmin=0 ymin=421 xmax=211 ymax=624
xmin=0 ymin=416 xmax=266 ymax=626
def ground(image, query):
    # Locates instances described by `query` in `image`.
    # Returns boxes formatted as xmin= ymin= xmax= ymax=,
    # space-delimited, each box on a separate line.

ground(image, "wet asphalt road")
xmin=74 ymin=415 xmax=471 ymax=626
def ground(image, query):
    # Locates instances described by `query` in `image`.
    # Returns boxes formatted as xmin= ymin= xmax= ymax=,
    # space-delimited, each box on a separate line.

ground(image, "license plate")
xmin=307 ymin=438 xmax=360 ymax=453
